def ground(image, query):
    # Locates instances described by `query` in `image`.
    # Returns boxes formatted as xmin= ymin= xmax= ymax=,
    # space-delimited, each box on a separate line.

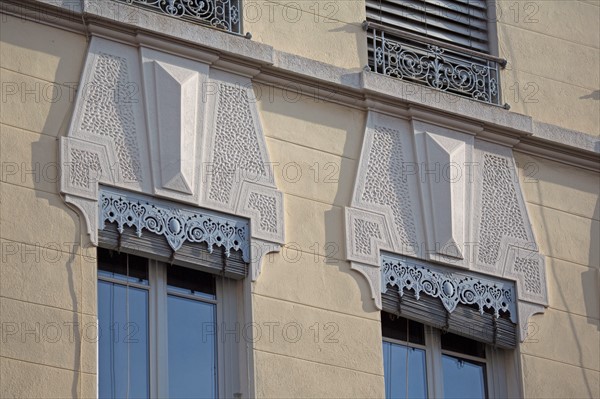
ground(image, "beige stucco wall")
xmin=253 ymin=86 xmax=386 ymax=397
xmin=515 ymin=151 xmax=600 ymax=398
xmin=244 ymin=0 xmax=600 ymax=136
xmin=244 ymin=0 xmax=367 ymax=70
xmin=0 ymin=4 xmax=599 ymax=399
xmin=0 ymin=14 xmax=97 ymax=398
xmin=497 ymin=0 xmax=600 ymax=136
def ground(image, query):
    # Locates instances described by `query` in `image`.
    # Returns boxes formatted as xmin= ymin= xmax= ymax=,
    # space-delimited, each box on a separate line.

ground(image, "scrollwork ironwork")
xmin=100 ymin=188 xmax=250 ymax=261
xmin=113 ymin=0 xmax=241 ymax=34
xmin=369 ymin=28 xmax=501 ymax=105
xmin=382 ymin=255 xmax=516 ymax=320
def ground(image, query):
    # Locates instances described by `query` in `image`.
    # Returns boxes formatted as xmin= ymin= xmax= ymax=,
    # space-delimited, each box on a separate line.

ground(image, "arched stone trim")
xmin=345 ymin=110 xmax=547 ymax=341
xmin=60 ymin=36 xmax=284 ymax=280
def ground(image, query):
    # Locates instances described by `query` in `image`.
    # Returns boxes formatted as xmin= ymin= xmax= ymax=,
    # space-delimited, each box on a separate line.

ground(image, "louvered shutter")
xmin=99 ymin=223 xmax=248 ymax=279
xmin=382 ymin=286 xmax=517 ymax=349
xmin=366 ymin=0 xmax=491 ymax=53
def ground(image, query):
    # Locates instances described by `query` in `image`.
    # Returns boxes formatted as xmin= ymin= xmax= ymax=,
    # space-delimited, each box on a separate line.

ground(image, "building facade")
xmin=0 ymin=0 xmax=598 ymax=398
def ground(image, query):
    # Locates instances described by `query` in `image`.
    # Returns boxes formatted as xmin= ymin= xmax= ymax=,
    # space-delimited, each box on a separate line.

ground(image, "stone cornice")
xmin=3 ymin=0 xmax=599 ymax=171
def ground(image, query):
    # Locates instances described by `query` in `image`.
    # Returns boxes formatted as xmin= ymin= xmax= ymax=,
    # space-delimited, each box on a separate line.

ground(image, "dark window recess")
xmin=382 ymin=311 xmax=426 ymax=345
xmin=167 ymin=264 xmax=216 ymax=299
xmin=441 ymin=331 xmax=487 ymax=358
xmin=98 ymin=248 xmax=148 ymax=283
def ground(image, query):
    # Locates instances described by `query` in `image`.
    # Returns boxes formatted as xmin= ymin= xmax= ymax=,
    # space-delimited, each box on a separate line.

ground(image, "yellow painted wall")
xmin=253 ymin=85 xmax=385 ymax=397
xmin=0 ymin=14 xmax=96 ymax=398
xmin=245 ymin=0 xmax=600 ymax=136
xmin=497 ymin=0 xmax=599 ymax=136
xmin=244 ymin=0 xmax=367 ymax=70
xmin=515 ymin=151 xmax=600 ymax=398
xmin=1 ymin=3 xmax=599 ymax=398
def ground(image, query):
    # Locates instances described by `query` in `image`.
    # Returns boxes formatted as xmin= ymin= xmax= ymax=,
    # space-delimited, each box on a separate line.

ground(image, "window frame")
xmin=97 ymin=251 xmax=242 ymax=399
xmin=382 ymin=316 xmax=513 ymax=399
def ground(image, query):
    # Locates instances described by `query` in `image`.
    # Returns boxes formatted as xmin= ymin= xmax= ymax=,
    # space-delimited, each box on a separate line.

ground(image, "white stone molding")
xmin=8 ymin=1 xmax=599 ymax=173
xmin=471 ymin=140 xmax=538 ymax=276
xmin=351 ymin=261 xmax=383 ymax=310
xmin=345 ymin=207 xmax=393 ymax=266
xmin=60 ymin=36 xmax=284 ymax=280
xmin=350 ymin=112 xmax=425 ymax=258
xmin=412 ymin=120 xmax=475 ymax=266
xmin=201 ymin=70 xmax=276 ymax=210
xmin=237 ymin=182 xmax=285 ymax=244
xmin=140 ymin=47 xmax=211 ymax=201
xmin=345 ymin=110 xmax=548 ymax=341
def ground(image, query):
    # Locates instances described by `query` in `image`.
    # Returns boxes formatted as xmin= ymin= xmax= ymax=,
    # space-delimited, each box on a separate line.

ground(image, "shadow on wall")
xmin=328 ymin=23 xmax=369 ymax=70
xmin=255 ymin=80 xmax=378 ymax=315
xmin=579 ymin=90 xmax=600 ymax=101
xmin=1 ymin=15 xmax=89 ymax=397
xmin=584 ymin=196 xmax=600 ymax=330
xmin=323 ymin=115 xmax=379 ymax=315
xmin=31 ymin=65 xmax=85 ymax=399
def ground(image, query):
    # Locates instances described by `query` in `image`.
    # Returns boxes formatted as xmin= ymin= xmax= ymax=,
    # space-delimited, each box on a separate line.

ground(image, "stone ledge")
xmin=5 ymin=0 xmax=600 ymax=168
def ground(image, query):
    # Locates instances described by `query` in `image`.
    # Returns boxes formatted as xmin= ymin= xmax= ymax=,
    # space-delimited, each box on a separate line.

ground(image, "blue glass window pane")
xmin=98 ymin=281 xmax=149 ymax=399
xmin=442 ymin=354 xmax=487 ymax=399
xmin=168 ymin=295 xmax=217 ymax=399
xmin=383 ymin=341 xmax=427 ymax=399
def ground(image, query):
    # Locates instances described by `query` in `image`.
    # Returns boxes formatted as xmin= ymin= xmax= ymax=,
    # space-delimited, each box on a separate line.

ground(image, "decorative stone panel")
xmin=349 ymin=112 xmax=425 ymax=259
xmin=60 ymin=36 xmax=284 ymax=280
xmin=345 ymin=110 xmax=548 ymax=340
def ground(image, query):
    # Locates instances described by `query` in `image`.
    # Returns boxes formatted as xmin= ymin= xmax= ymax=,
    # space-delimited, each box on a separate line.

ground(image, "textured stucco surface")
xmin=0 ymin=4 xmax=598 ymax=398
xmin=515 ymin=151 xmax=600 ymax=398
xmin=0 ymin=14 xmax=96 ymax=398
xmin=497 ymin=0 xmax=600 ymax=136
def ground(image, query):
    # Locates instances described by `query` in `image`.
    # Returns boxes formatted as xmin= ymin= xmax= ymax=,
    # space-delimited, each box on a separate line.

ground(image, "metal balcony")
xmin=365 ymin=21 xmax=506 ymax=106
xmin=113 ymin=0 xmax=242 ymax=34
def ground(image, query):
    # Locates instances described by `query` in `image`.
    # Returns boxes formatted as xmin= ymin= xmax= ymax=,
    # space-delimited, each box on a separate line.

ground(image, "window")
xmin=366 ymin=0 xmax=493 ymax=53
xmin=97 ymin=248 xmax=240 ymax=399
xmin=382 ymin=312 xmax=508 ymax=399
xmin=364 ymin=0 xmax=505 ymax=105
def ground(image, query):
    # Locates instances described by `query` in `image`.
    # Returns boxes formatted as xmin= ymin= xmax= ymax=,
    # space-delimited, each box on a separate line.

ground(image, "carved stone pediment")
xmin=60 ymin=36 xmax=284 ymax=280
xmin=345 ymin=111 xmax=547 ymax=340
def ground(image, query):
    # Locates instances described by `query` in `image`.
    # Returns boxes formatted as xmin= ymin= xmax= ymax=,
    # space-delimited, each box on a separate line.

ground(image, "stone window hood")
xmin=345 ymin=111 xmax=548 ymax=341
xmin=59 ymin=36 xmax=285 ymax=281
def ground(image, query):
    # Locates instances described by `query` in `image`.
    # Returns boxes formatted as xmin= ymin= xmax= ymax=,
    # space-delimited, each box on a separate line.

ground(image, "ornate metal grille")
xmin=113 ymin=0 xmax=242 ymax=34
xmin=366 ymin=22 xmax=504 ymax=106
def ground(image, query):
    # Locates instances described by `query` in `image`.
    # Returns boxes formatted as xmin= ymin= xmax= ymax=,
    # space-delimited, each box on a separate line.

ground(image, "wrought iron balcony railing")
xmin=365 ymin=21 xmax=506 ymax=106
xmin=113 ymin=0 xmax=242 ymax=34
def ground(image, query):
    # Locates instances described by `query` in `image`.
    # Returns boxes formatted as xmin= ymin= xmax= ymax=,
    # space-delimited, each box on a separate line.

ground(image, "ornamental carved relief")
xmin=80 ymin=53 xmax=142 ymax=183
xmin=247 ymin=192 xmax=278 ymax=234
xmin=362 ymin=125 xmax=417 ymax=247
xmin=345 ymin=110 xmax=547 ymax=341
xmin=60 ymin=36 xmax=284 ymax=281
xmin=478 ymin=153 xmax=529 ymax=266
xmin=69 ymin=149 xmax=102 ymax=189
xmin=208 ymin=83 xmax=267 ymax=205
